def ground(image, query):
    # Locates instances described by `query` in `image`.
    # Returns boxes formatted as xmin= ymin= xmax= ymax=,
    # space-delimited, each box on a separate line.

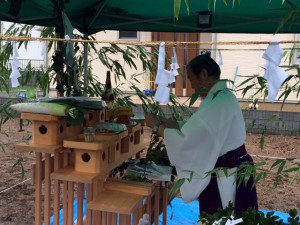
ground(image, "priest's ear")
xmin=199 ymin=68 xmax=209 ymax=80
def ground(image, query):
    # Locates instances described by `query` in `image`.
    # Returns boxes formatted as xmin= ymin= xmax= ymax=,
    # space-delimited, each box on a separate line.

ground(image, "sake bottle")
xmin=101 ymin=70 xmax=114 ymax=102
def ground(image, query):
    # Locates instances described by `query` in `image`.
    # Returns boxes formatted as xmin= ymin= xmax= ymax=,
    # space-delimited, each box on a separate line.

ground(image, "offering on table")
xmin=108 ymin=106 xmax=133 ymax=125
xmin=93 ymin=122 xmax=127 ymax=134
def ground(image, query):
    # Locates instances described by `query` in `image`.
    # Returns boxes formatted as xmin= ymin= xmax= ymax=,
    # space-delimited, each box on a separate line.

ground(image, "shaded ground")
xmin=0 ymin=119 xmax=299 ymax=225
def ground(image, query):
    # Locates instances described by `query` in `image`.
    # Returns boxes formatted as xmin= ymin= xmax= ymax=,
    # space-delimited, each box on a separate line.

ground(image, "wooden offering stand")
xmin=16 ymin=109 xmax=170 ymax=225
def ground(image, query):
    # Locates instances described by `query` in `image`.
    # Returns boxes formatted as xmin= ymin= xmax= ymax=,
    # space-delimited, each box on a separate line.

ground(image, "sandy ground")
xmin=0 ymin=119 xmax=299 ymax=225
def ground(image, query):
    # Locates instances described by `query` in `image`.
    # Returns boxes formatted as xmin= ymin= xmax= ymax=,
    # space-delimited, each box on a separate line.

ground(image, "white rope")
xmin=251 ymin=154 xmax=300 ymax=162
xmin=251 ymin=154 xmax=286 ymax=160
xmin=0 ymin=178 xmax=31 ymax=194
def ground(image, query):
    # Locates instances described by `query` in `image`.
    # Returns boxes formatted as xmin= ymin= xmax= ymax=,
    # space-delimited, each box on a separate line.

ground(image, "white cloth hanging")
xmin=154 ymin=43 xmax=180 ymax=104
xmin=262 ymin=41 xmax=288 ymax=102
xmin=9 ymin=42 xmax=21 ymax=88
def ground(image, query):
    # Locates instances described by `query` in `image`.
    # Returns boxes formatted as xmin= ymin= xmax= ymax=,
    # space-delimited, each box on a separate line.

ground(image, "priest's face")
xmin=187 ymin=68 xmax=210 ymax=97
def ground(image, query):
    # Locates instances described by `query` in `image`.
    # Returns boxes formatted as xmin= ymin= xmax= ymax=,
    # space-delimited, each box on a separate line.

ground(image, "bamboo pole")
xmin=86 ymin=184 xmax=93 ymax=225
xmin=63 ymin=151 xmax=69 ymax=225
xmin=77 ymin=183 xmax=84 ymax=225
xmin=162 ymin=183 xmax=168 ymax=225
xmin=44 ymin=153 xmax=51 ymax=225
xmin=35 ymin=152 xmax=42 ymax=225
xmin=53 ymin=150 xmax=61 ymax=225
xmin=67 ymin=182 xmax=74 ymax=225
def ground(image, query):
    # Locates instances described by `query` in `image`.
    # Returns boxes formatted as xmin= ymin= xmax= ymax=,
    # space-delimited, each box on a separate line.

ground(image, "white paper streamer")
xmin=155 ymin=42 xmax=166 ymax=85
xmin=154 ymin=85 xmax=170 ymax=104
xmin=154 ymin=42 xmax=170 ymax=104
xmin=218 ymin=49 xmax=223 ymax=66
xmin=155 ymin=69 xmax=171 ymax=86
xmin=154 ymin=43 xmax=181 ymax=104
xmin=262 ymin=42 xmax=288 ymax=102
xmin=169 ymin=47 xmax=179 ymax=83
xmin=9 ymin=42 xmax=21 ymax=88
xmin=213 ymin=216 xmax=243 ymax=225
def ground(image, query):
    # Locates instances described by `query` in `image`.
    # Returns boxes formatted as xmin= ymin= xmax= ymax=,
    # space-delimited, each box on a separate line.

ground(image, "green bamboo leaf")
xmin=12 ymin=157 xmax=25 ymax=179
xmin=280 ymin=88 xmax=292 ymax=110
xmin=277 ymin=160 xmax=287 ymax=174
xmin=0 ymin=143 xmax=5 ymax=152
xmin=205 ymin=167 xmax=222 ymax=177
xmin=243 ymin=165 xmax=253 ymax=184
xmin=260 ymin=127 xmax=266 ymax=150
xmin=186 ymin=170 xmax=194 ymax=182
xmin=189 ymin=87 xmax=206 ymax=107
xmin=174 ymin=0 xmax=181 ymax=20
xmin=278 ymin=118 xmax=284 ymax=128
xmin=168 ymin=178 xmax=185 ymax=201
xmin=247 ymin=119 xmax=256 ymax=130
xmin=223 ymin=168 xmax=229 ymax=177
xmin=255 ymin=161 xmax=267 ymax=167
xmin=242 ymin=84 xmax=255 ymax=97
xmin=189 ymin=93 xmax=199 ymax=107
xmin=253 ymin=171 xmax=267 ymax=187
xmin=184 ymin=0 xmax=189 ymax=15
xmin=271 ymin=159 xmax=284 ymax=169
xmin=257 ymin=76 xmax=266 ymax=87
xmin=236 ymin=76 xmax=254 ymax=88
xmin=290 ymin=168 xmax=300 ymax=183
xmin=283 ymin=167 xmax=300 ymax=173
xmin=212 ymin=89 xmax=224 ymax=100
xmin=272 ymin=176 xmax=282 ymax=189
xmin=267 ymin=114 xmax=277 ymax=123
xmin=275 ymin=7 xmax=295 ymax=33
xmin=142 ymin=104 xmax=149 ymax=114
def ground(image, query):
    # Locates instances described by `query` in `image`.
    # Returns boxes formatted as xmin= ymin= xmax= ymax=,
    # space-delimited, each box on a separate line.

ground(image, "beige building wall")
xmin=90 ymin=31 xmax=152 ymax=92
xmin=212 ymin=33 xmax=298 ymax=102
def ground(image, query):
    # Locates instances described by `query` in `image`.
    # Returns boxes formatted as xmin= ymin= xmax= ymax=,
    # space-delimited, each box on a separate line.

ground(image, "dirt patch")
xmin=0 ymin=119 xmax=299 ymax=225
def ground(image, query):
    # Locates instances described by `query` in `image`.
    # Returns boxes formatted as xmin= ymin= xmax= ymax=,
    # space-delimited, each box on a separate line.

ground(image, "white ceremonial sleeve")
xmin=163 ymin=114 xmax=225 ymax=202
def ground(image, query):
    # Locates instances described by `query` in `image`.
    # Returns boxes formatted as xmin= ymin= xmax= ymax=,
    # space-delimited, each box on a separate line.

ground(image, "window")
xmin=119 ymin=31 xmax=138 ymax=40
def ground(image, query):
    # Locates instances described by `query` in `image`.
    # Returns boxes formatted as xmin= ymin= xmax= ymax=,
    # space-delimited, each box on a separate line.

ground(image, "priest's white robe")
xmin=163 ymin=80 xmax=246 ymax=204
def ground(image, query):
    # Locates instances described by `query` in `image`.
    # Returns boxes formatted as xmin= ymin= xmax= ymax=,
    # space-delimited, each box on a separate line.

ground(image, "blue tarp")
xmin=49 ymin=198 xmax=297 ymax=225
xmin=159 ymin=198 xmax=199 ymax=225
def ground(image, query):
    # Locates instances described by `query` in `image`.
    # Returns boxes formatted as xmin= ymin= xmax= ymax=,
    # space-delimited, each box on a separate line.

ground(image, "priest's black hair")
xmin=187 ymin=54 xmax=221 ymax=79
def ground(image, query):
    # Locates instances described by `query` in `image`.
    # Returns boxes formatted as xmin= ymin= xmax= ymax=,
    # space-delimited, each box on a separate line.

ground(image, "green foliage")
xmin=122 ymin=173 xmax=152 ymax=183
xmin=174 ymin=0 xmax=189 ymax=20
xmin=0 ymin=100 xmax=16 ymax=130
xmin=276 ymin=0 xmax=297 ymax=33
xmin=0 ymin=100 xmax=16 ymax=152
xmin=200 ymin=202 xmax=300 ymax=225
xmin=12 ymin=157 xmax=25 ymax=179
xmin=96 ymin=44 xmax=156 ymax=84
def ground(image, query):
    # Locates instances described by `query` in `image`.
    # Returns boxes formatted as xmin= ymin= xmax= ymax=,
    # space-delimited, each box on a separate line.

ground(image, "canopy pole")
xmin=83 ymin=34 xmax=88 ymax=97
